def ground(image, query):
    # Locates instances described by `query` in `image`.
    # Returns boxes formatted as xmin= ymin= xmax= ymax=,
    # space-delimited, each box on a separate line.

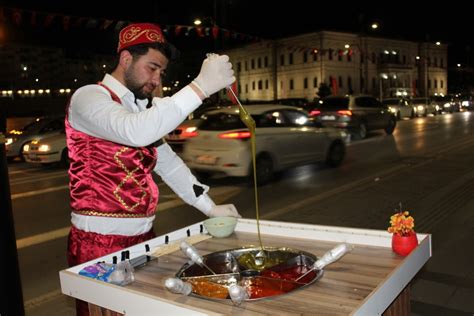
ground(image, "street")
xmin=9 ymin=111 xmax=474 ymax=315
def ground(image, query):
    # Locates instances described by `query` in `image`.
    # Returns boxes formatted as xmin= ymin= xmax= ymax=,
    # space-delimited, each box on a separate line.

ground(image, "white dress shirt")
xmin=69 ymin=74 xmax=215 ymax=236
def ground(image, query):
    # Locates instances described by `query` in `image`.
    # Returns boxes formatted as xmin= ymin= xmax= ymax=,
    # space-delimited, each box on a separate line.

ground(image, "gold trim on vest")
xmin=113 ymin=146 xmax=148 ymax=212
xmin=73 ymin=210 xmax=150 ymax=218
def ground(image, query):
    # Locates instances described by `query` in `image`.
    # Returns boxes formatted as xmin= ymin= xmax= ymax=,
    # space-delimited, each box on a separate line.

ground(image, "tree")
xmin=317 ymin=82 xmax=331 ymax=98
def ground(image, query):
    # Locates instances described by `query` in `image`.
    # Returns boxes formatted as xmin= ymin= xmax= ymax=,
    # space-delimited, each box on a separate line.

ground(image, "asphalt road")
xmin=8 ymin=111 xmax=474 ymax=315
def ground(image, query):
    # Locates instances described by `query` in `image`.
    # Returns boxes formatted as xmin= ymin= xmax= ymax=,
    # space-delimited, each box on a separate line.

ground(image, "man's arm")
xmin=154 ymin=143 xmax=240 ymax=218
xmin=69 ymin=85 xmax=201 ymax=147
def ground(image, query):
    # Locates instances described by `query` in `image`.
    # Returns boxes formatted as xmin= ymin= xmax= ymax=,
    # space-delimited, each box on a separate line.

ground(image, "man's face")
xmin=124 ymin=48 xmax=169 ymax=99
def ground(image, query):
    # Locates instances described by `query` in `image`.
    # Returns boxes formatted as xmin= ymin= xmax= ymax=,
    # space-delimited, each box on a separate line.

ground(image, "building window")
xmin=289 ymin=53 xmax=294 ymax=65
xmin=264 ymin=56 xmax=268 ymax=67
xmin=434 ymin=79 xmax=438 ymax=89
xmin=338 ymin=54 xmax=342 ymax=61
xmin=303 ymin=51 xmax=307 ymax=63
xmin=258 ymin=58 xmax=262 ymax=68
xmin=258 ymin=80 xmax=263 ymax=90
xmin=428 ymin=79 xmax=431 ymax=89
xmin=440 ymin=58 xmax=444 ymax=68
xmin=313 ymin=77 xmax=318 ymax=88
xmin=372 ymin=77 xmax=376 ymax=90
xmin=372 ymin=52 xmax=376 ymax=64
xmin=280 ymin=81 xmax=283 ymax=90
xmin=252 ymin=81 xmax=255 ymax=90
xmin=265 ymin=79 xmax=269 ymax=89
xmin=403 ymin=55 xmax=406 ymax=64
xmin=434 ymin=57 xmax=438 ymax=67
xmin=244 ymin=61 xmax=248 ymax=71
xmin=338 ymin=76 xmax=343 ymax=88
xmin=347 ymin=54 xmax=352 ymax=62
xmin=251 ymin=59 xmax=255 ymax=69
xmin=245 ymin=84 xmax=248 ymax=93
xmin=290 ymin=79 xmax=294 ymax=90
xmin=328 ymin=49 xmax=333 ymax=60
xmin=313 ymin=52 xmax=318 ymax=62
xmin=304 ymin=77 xmax=308 ymax=89
xmin=236 ymin=62 xmax=241 ymax=72
xmin=441 ymin=80 xmax=444 ymax=88
xmin=347 ymin=76 xmax=352 ymax=90
xmin=280 ymin=54 xmax=285 ymax=66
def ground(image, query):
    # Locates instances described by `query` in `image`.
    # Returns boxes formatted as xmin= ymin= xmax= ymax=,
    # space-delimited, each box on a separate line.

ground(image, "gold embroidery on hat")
xmin=121 ymin=26 xmax=164 ymax=45
xmin=113 ymin=146 xmax=147 ymax=212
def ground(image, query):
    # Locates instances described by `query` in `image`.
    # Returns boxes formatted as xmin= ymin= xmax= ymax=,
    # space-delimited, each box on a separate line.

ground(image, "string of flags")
xmin=0 ymin=6 xmax=363 ymax=59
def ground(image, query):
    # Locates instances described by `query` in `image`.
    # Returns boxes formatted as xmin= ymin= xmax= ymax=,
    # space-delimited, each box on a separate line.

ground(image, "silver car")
xmin=182 ymin=105 xmax=347 ymax=185
xmin=6 ymin=116 xmax=65 ymax=161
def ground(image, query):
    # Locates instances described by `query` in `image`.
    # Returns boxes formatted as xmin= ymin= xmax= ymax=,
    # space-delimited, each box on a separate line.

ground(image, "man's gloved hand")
xmin=192 ymin=54 xmax=235 ymax=98
xmin=208 ymin=204 xmax=241 ymax=218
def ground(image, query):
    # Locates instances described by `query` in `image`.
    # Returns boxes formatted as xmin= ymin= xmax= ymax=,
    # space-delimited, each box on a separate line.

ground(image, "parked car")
xmin=5 ymin=116 xmax=65 ymax=161
xmin=411 ymin=97 xmax=438 ymax=116
xmin=182 ymin=104 xmax=347 ymax=185
xmin=309 ymin=95 xmax=396 ymax=140
xmin=382 ymin=98 xmax=415 ymax=120
xmin=22 ymin=132 xmax=68 ymax=166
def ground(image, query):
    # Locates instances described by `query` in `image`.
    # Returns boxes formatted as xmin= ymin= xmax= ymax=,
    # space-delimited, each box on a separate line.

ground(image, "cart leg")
xmin=88 ymin=303 xmax=124 ymax=316
xmin=382 ymin=283 xmax=410 ymax=316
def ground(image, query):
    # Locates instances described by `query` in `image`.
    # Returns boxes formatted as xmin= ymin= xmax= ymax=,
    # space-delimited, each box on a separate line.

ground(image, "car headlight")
xmin=388 ymin=107 xmax=396 ymax=113
xmin=23 ymin=144 xmax=30 ymax=152
xmin=417 ymin=105 xmax=424 ymax=112
xmin=5 ymin=137 xmax=14 ymax=146
xmin=38 ymin=144 xmax=51 ymax=152
xmin=444 ymin=103 xmax=451 ymax=108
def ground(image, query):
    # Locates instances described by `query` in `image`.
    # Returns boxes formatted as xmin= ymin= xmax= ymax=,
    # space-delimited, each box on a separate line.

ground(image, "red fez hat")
xmin=117 ymin=23 xmax=166 ymax=52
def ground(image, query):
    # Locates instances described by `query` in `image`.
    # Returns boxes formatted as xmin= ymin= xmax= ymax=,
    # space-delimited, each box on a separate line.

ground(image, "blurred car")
xmin=411 ymin=97 xmax=439 ymax=116
xmin=382 ymin=98 xmax=415 ymax=120
xmin=165 ymin=118 xmax=201 ymax=153
xmin=431 ymin=95 xmax=459 ymax=113
xmin=182 ymin=104 xmax=347 ymax=185
xmin=5 ymin=116 xmax=65 ymax=161
xmin=309 ymin=95 xmax=396 ymax=140
xmin=22 ymin=132 xmax=68 ymax=166
xmin=459 ymin=94 xmax=474 ymax=110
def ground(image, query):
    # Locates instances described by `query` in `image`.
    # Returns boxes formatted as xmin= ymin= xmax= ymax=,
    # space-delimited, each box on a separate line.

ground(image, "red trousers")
xmin=67 ymin=226 xmax=155 ymax=316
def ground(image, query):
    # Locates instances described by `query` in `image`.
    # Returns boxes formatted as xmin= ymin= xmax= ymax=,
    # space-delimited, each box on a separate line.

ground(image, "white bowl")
xmin=203 ymin=217 xmax=238 ymax=238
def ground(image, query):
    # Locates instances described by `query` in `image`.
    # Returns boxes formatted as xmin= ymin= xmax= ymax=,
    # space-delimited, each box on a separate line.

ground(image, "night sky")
xmin=1 ymin=0 xmax=472 ymax=65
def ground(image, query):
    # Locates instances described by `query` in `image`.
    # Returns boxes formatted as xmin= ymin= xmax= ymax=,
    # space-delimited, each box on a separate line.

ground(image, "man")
xmin=65 ymin=23 xmax=240 ymax=315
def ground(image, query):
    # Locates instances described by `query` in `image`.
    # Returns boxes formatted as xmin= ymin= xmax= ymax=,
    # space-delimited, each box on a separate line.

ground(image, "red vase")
xmin=392 ymin=233 xmax=418 ymax=256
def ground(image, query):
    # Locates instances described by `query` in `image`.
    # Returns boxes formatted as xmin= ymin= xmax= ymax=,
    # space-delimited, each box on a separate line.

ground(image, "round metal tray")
xmin=176 ymin=246 xmax=323 ymax=301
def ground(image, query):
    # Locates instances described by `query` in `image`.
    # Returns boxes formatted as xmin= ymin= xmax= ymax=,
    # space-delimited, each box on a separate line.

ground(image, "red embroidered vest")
xmin=65 ymin=83 xmax=158 ymax=218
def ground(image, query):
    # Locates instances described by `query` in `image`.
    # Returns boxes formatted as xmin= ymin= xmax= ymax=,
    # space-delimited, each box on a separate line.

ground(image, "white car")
xmin=182 ymin=105 xmax=347 ymax=185
xmin=6 ymin=116 xmax=65 ymax=161
xmin=382 ymin=98 xmax=415 ymax=120
xmin=23 ymin=132 xmax=68 ymax=166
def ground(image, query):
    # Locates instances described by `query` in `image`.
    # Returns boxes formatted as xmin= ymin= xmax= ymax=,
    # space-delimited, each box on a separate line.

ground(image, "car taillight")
xmin=309 ymin=110 xmax=321 ymax=116
xmin=182 ymin=127 xmax=198 ymax=138
xmin=218 ymin=131 xmax=251 ymax=139
xmin=337 ymin=110 xmax=352 ymax=116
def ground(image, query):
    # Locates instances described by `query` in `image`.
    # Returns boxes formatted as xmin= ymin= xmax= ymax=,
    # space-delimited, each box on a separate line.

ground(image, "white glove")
xmin=192 ymin=54 xmax=235 ymax=98
xmin=208 ymin=204 xmax=241 ymax=218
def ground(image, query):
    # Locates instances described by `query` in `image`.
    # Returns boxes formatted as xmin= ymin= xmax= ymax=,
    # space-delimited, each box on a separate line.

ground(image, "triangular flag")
xmin=62 ymin=16 xmax=71 ymax=30
xmin=44 ymin=14 xmax=54 ymax=27
xmin=12 ymin=9 xmax=22 ymax=25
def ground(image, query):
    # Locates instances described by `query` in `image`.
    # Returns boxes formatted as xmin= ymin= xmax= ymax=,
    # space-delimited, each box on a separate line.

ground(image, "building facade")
xmin=223 ymin=31 xmax=448 ymax=101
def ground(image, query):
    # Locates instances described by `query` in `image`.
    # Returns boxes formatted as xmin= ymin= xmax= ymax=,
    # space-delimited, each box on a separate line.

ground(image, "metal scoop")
xmin=180 ymin=241 xmax=216 ymax=275
xmin=295 ymin=243 xmax=353 ymax=282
